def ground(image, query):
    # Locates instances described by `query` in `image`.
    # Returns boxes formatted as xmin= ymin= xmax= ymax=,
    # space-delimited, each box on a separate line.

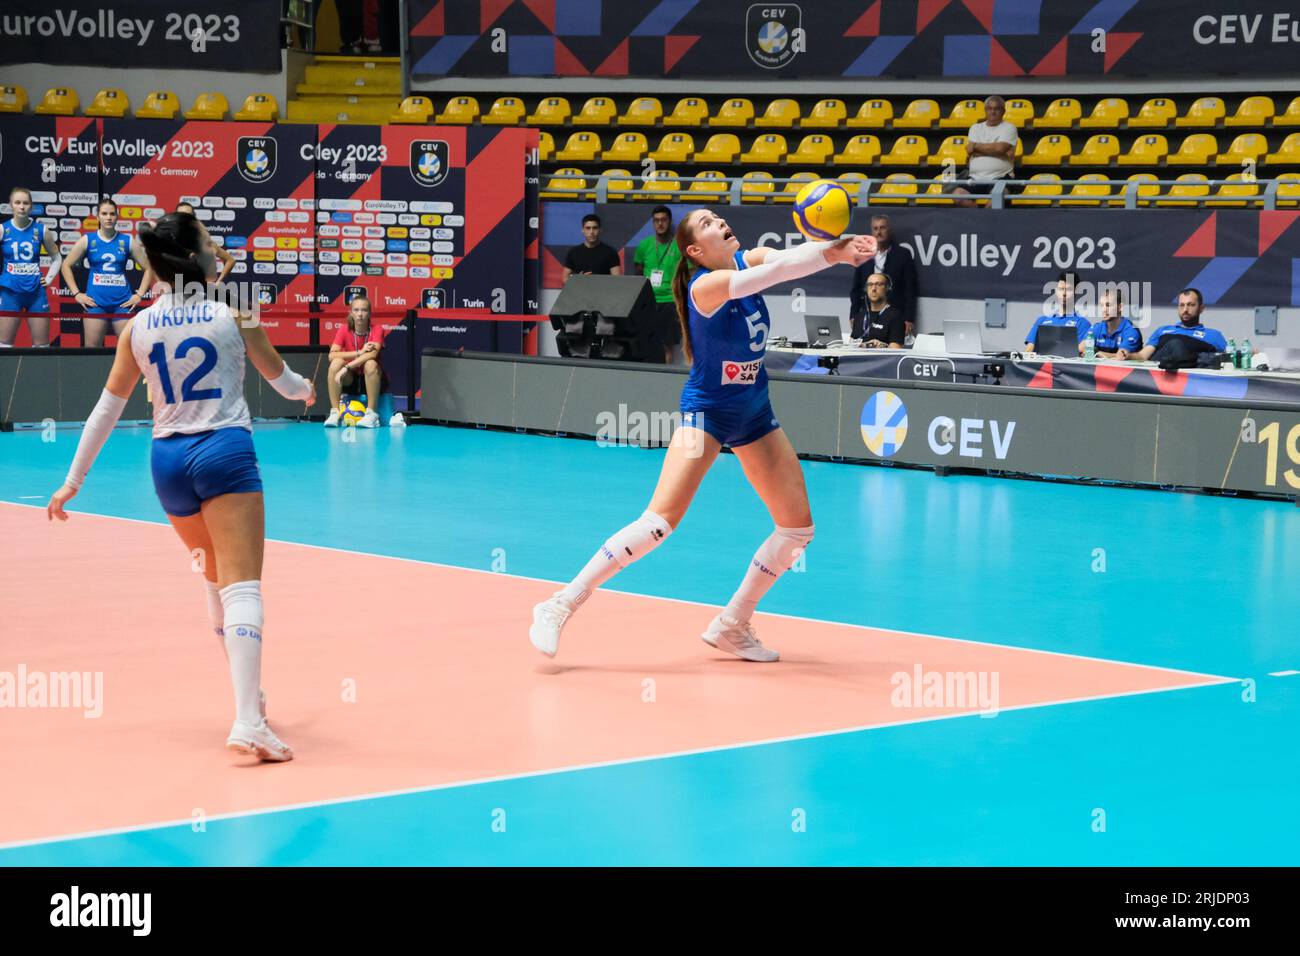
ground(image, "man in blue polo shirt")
xmin=1087 ymin=286 xmax=1143 ymax=359
xmin=1133 ymin=287 xmax=1227 ymax=361
xmin=1025 ymin=271 xmax=1088 ymax=353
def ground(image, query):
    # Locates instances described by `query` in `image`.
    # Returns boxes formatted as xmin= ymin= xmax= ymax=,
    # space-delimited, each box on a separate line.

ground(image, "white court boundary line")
xmin=0 ymin=499 xmax=1245 ymax=853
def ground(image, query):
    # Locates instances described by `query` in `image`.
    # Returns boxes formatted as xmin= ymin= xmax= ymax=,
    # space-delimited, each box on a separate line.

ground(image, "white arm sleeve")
xmin=267 ymin=362 xmax=313 ymax=400
xmin=727 ymin=241 xmax=833 ymax=300
xmin=65 ymin=389 xmax=128 ymax=489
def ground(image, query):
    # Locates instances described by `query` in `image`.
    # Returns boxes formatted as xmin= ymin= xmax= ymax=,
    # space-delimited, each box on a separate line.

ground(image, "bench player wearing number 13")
xmin=531 ymin=210 xmax=877 ymax=661
xmin=46 ymin=212 xmax=317 ymax=762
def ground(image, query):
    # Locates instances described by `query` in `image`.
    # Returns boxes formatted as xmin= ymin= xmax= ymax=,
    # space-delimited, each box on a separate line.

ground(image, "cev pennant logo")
xmin=861 ymin=390 xmax=908 ymax=457
xmin=410 ymin=140 xmax=449 ymax=188
xmin=236 ymin=137 xmax=276 ymax=184
xmin=746 ymin=4 xmax=801 ymax=70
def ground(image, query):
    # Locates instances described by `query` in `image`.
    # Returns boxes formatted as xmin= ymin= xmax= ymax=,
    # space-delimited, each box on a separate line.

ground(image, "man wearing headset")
xmin=848 ymin=214 xmax=917 ymax=341
xmin=851 ymin=272 xmax=905 ymax=348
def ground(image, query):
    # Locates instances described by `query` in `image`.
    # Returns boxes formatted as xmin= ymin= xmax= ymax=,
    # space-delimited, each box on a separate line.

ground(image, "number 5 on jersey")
xmin=744 ymin=310 xmax=768 ymax=351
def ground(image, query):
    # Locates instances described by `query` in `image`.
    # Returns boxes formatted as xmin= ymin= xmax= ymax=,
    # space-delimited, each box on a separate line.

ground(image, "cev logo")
xmin=860 ymin=391 xmax=908 ymax=457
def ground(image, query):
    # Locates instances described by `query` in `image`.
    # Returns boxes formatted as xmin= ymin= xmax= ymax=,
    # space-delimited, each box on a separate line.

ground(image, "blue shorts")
xmin=83 ymin=302 xmax=131 ymax=316
xmin=681 ymin=396 xmax=780 ymax=448
xmin=151 ymin=427 xmax=263 ymax=517
xmin=0 ymin=286 xmax=50 ymax=313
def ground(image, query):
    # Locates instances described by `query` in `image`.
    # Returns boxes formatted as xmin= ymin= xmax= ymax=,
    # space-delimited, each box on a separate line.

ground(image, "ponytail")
xmin=672 ymin=255 xmax=694 ymax=365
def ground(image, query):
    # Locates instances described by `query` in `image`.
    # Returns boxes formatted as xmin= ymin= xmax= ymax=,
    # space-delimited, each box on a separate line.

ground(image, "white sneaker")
xmin=530 ymin=590 xmax=580 ymax=657
xmin=702 ymin=613 xmax=780 ymax=662
xmin=324 ymin=409 xmax=341 ymax=427
xmin=357 ymin=409 xmax=379 ymax=428
xmin=226 ymin=718 xmax=294 ymax=762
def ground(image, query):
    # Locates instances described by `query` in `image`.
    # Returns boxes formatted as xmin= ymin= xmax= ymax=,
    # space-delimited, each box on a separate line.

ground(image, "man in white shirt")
xmin=947 ymin=96 xmax=1018 ymax=205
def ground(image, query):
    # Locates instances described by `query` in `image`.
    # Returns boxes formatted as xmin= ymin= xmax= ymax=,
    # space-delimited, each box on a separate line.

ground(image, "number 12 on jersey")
xmin=148 ymin=337 xmax=223 ymax=404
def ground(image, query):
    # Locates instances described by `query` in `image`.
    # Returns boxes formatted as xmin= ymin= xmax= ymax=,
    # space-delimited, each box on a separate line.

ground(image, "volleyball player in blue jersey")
xmin=0 ymin=186 xmax=62 ymax=347
xmin=61 ymin=198 xmax=155 ymax=347
xmin=531 ymin=209 xmax=876 ymax=661
xmin=47 ymin=212 xmax=317 ymax=761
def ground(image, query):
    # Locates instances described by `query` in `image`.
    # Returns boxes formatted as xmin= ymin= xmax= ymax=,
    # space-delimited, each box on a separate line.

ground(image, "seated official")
xmin=1132 ymin=287 xmax=1226 ymax=362
xmin=1087 ymin=288 xmax=1143 ymax=360
xmin=1025 ymin=271 xmax=1088 ymax=353
xmin=324 ymin=296 xmax=386 ymax=428
xmin=851 ymin=273 xmax=904 ymax=349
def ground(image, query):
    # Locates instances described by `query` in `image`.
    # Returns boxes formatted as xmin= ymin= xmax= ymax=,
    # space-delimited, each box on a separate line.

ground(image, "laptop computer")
xmin=1035 ymin=324 xmax=1083 ymax=357
xmin=802 ymin=314 xmax=840 ymax=349
xmin=943 ymin=318 xmax=984 ymax=355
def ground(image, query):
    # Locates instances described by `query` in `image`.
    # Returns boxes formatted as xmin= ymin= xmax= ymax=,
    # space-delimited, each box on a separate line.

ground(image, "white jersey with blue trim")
xmin=129 ymin=292 xmax=252 ymax=438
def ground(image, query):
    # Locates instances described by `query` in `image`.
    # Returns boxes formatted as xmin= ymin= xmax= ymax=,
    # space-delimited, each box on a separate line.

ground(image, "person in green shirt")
xmin=633 ymin=205 xmax=684 ymax=364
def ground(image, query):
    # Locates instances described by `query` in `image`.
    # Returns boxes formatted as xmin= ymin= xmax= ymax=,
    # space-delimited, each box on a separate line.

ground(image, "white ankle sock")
xmin=723 ymin=525 xmax=814 ymax=623
xmin=561 ymin=511 xmax=674 ymax=606
xmin=220 ymin=580 xmax=264 ymax=726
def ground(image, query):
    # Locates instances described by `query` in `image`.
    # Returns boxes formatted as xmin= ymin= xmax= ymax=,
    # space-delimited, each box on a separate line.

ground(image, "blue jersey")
xmin=0 ymin=219 xmax=45 ymax=294
xmin=85 ymin=231 xmax=133 ymax=306
xmin=680 ymin=249 xmax=771 ymax=413
xmin=1089 ymin=317 xmax=1143 ymax=353
xmin=1026 ymin=312 xmax=1088 ymax=347
xmin=1147 ymin=323 xmax=1227 ymax=353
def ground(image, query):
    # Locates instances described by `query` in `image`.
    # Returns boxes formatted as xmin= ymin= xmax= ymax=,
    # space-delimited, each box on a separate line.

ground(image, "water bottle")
xmin=1241 ymin=338 xmax=1252 ymax=370
xmin=1227 ymin=338 xmax=1238 ymax=368
xmin=1084 ymin=330 xmax=1095 ymax=360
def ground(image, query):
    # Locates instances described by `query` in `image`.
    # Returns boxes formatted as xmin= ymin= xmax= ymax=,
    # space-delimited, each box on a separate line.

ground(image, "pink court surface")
xmin=0 ymin=503 xmax=1232 ymax=849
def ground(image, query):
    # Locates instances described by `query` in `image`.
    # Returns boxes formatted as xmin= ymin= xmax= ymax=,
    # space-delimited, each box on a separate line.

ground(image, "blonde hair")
xmin=670 ymin=211 xmax=705 ymax=364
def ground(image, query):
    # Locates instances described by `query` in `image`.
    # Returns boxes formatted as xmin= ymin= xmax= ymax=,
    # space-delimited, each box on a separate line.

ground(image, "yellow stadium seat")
xmin=1275 ymin=172 xmax=1300 ymax=208
xmin=788 ymin=134 xmax=834 ymax=165
xmin=927 ymin=135 xmax=968 ymax=167
xmin=85 ymin=89 xmax=129 ymax=118
xmin=1004 ymin=98 xmax=1034 ymax=128
xmin=1128 ymin=98 xmax=1176 ymax=128
xmin=940 ymin=99 xmax=984 ymax=129
xmin=540 ymin=168 xmax=587 ymax=200
xmin=880 ymin=135 xmax=928 ymax=165
xmin=1176 ymin=97 xmax=1225 ymax=128
xmin=802 ymin=99 xmax=846 ymax=129
xmin=741 ymin=171 xmax=776 ymax=203
xmin=916 ymin=175 xmax=959 ymax=206
xmin=434 ymin=96 xmax=478 ymax=124
xmin=688 ymin=170 xmax=729 ymax=195
xmin=872 ymin=173 xmax=918 ymax=205
xmin=1158 ymin=173 xmax=1210 ymax=207
xmin=135 ymin=91 xmax=178 ymax=120
xmin=599 ymin=168 xmax=636 ymax=200
xmin=1226 ymin=96 xmax=1274 ymax=128
xmin=538 ymin=131 xmax=555 ymax=161
xmin=1165 ymin=133 xmax=1218 ymax=166
xmin=1208 ymin=172 xmax=1260 ymax=207
xmin=617 ymin=97 xmax=662 ymax=126
xmin=837 ymin=171 xmax=868 ymax=195
xmin=1060 ymin=173 xmax=1112 ymax=206
xmin=482 ymin=96 xmax=525 ymax=125
xmin=1033 ymin=98 xmax=1081 ymax=129
xmin=755 ymin=98 xmax=800 ymax=128
xmin=0 ymin=85 xmax=28 ymax=114
xmin=1069 ymin=133 xmax=1120 ymax=165
xmin=894 ymin=99 xmax=939 ymax=129
xmin=35 ymin=87 xmax=79 ymax=116
xmin=709 ymin=98 xmax=754 ymax=127
xmin=234 ymin=93 xmax=278 ymax=122
xmin=1264 ymin=133 xmax=1300 ymax=165
xmin=1079 ymin=97 xmax=1128 ymax=129
xmin=778 ymin=172 xmax=820 ymax=204
xmin=576 ymin=97 xmax=616 ymax=126
xmin=1117 ymin=134 xmax=1168 ymax=166
xmin=662 ymin=97 xmax=708 ymax=127
xmin=1021 ymin=134 xmax=1072 ymax=166
xmin=649 ymin=132 xmax=695 ymax=164
xmin=525 ymin=97 xmax=571 ymax=126
xmin=602 ymin=132 xmax=648 ymax=163
xmin=1276 ymin=96 xmax=1300 ymax=127
xmin=645 ymin=169 xmax=680 ymax=201
xmin=389 ymin=96 xmax=433 ymax=124
xmin=694 ymin=133 xmax=741 ymax=164
xmin=1113 ymin=173 xmax=1160 ymax=207
xmin=1215 ymin=132 xmax=1268 ymax=166
xmin=555 ymin=131 xmax=601 ymax=163
xmin=847 ymin=99 xmax=893 ymax=129
xmin=1011 ymin=173 xmax=1063 ymax=207
xmin=740 ymin=133 xmax=787 ymax=165
xmin=184 ymin=92 xmax=229 ymax=120
xmin=833 ymin=134 xmax=882 ymax=166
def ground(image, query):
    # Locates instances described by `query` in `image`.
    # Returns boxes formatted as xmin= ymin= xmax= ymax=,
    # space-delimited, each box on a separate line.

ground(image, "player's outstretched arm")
xmin=692 ymin=234 xmax=877 ymax=316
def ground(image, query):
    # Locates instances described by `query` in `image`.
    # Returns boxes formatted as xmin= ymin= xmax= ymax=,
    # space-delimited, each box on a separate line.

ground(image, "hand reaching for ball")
xmin=826 ymin=234 xmax=878 ymax=267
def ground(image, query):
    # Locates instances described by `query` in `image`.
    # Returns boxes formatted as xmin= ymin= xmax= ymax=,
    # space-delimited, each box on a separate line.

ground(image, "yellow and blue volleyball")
xmin=342 ymin=400 xmax=367 ymax=425
xmin=791 ymin=179 xmax=851 ymax=241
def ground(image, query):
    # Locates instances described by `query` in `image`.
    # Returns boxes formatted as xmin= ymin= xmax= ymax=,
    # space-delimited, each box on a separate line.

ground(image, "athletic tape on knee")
xmin=219 ymin=580 xmax=264 ymax=641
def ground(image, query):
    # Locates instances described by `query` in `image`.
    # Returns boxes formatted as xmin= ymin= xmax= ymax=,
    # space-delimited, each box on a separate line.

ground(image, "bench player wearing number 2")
xmin=46 ymin=212 xmax=317 ymax=762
